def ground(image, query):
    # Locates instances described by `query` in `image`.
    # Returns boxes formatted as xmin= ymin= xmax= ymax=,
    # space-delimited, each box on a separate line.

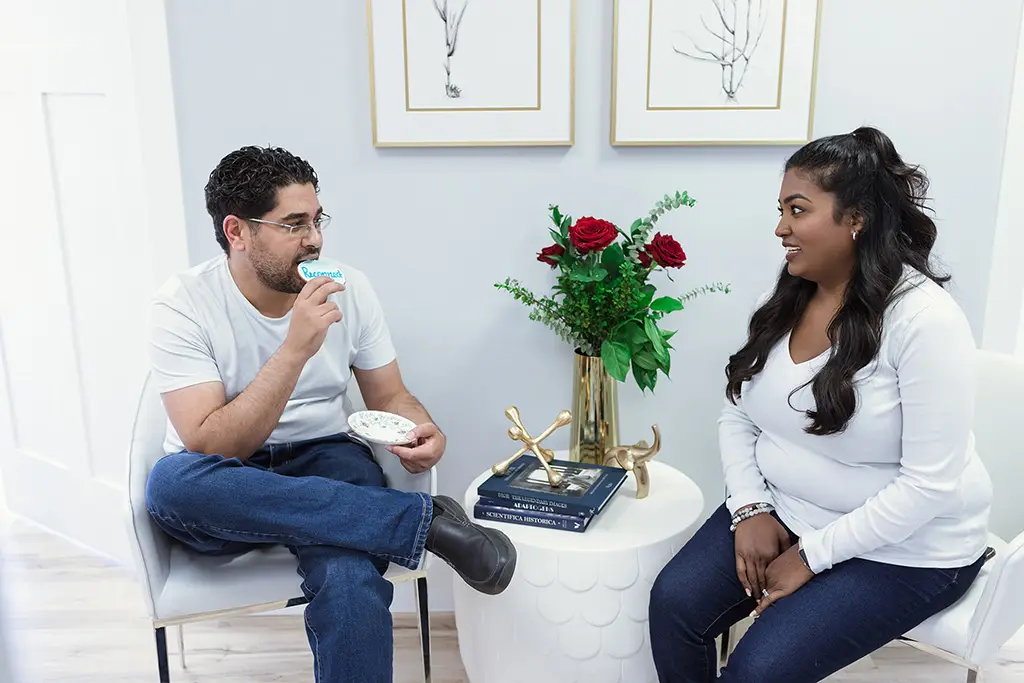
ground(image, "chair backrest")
xmin=124 ymin=372 xmax=173 ymax=618
xmin=972 ymin=350 xmax=1024 ymax=542
xmin=130 ymin=372 xmax=173 ymax=476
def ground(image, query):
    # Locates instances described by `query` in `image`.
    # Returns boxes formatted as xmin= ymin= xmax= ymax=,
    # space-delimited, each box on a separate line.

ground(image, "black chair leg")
xmin=154 ymin=627 xmax=170 ymax=683
xmin=414 ymin=577 xmax=431 ymax=683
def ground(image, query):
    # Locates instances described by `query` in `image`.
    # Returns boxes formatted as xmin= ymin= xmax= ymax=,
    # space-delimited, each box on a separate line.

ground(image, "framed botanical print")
xmin=367 ymin=0 xmax=576 ymax=147
xmin=611 ymin=0 xmax=822 ymax=146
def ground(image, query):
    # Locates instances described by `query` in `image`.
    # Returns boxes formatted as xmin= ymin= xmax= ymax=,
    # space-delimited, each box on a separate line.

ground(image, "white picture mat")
xmin=368 ymin=0 xmax=574 ymax=146
xmin=612 ymin=0 xmax=821 ymax=145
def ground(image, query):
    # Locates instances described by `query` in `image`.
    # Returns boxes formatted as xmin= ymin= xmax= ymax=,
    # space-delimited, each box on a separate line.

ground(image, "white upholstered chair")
xmin=897 ymin=349 xmax=1024 ymax=681
xmin=721 ymin=349 xmax=1024 ymax=681
xmin=124 ymin=372 xmax=436 ymax=683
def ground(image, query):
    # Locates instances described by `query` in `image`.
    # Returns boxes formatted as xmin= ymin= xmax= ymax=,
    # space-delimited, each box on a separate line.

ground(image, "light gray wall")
xmin=165 ymin=0 xmax=1022 ymax=612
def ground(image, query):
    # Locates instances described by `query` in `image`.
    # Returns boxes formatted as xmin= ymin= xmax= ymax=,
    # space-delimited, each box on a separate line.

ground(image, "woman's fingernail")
xmin=745 ymin=589 xmax=752 ymax=597
xmin=750 ymin=610 xmax=758 ymax=618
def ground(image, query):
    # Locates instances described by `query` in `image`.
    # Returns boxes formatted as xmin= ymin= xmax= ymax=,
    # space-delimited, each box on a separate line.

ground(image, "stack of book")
xmin=474 ymin=454 xmax=628 ymax=533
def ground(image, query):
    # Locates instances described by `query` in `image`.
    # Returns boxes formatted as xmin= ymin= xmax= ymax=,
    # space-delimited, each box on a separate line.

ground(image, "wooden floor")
xmin=0 ymin=515 xmax=1021 ymax=682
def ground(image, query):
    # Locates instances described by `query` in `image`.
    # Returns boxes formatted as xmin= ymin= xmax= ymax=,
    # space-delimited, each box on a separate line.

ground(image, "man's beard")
xmin=249 ymin=241 xmax=318 ymax=295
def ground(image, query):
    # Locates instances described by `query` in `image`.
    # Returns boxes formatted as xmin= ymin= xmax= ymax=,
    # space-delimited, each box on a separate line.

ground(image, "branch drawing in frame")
xmin=432 ymin=0 xmax=469 ymax=98
xmin=672 ymin=0 xmax=772 ymax=104
xmin=367 ymin=0 xmax=576 ymax=147
xmin=611 ymin=0 xmax=822 ymax=145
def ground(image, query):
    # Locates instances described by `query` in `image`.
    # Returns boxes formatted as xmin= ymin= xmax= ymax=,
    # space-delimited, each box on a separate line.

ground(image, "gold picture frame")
xmin=610 ymin=0 xmax=823 ymax=146
xmin=367 ymin=0 xmax=576 ymax=147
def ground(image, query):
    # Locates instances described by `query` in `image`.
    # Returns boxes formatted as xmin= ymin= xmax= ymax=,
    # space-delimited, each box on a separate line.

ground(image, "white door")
xmin=0 ymin=0 xmax=189 ymax=563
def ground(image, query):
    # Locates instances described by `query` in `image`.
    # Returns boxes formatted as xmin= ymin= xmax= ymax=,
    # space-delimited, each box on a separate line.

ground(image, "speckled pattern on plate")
xmin=347 ymin=410 xmax=416 ymax=446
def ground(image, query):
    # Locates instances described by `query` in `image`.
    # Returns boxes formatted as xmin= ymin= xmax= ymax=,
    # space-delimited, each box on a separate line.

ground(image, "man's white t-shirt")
xmin=149 ymin=255 xmax=396 ymax=454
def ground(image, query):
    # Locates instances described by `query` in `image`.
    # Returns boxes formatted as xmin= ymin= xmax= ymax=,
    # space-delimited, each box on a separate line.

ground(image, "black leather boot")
xmin=425 ymin=495 xmax=516 ymax=595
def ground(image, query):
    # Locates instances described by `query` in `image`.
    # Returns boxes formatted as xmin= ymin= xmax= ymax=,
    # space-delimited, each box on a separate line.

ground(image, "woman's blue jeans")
xmin=648 ymin=504 xmax=984 ymax=683
xmin=145 ymin=432 xmax=433 ymax=683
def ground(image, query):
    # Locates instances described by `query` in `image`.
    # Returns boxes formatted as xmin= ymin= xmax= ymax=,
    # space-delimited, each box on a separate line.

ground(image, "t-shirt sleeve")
xmin=149 ymin=293 xmax=222 ymax=394
xmin=352 ymin=274 xmax=397 ymax=371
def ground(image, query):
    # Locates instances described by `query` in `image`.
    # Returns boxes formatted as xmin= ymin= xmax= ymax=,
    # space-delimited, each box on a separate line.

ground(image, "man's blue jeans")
xmin=648 ymin=504 xmax=985 ymax=683
xmin=145 ymin=432 xmax=433 ymax=683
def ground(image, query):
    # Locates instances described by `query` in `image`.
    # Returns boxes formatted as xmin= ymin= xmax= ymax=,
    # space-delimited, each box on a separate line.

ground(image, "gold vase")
xmin=569 ymin=350 xmax=620 ymax=465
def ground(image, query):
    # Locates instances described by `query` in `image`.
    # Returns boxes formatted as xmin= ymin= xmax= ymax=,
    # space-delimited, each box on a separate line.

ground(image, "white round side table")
xmin=453 ymin=458 xmax=705 ymax=683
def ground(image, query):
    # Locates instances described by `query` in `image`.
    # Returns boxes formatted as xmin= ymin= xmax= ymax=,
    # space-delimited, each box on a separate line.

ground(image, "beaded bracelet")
xmin=729 ymin=502 xmax=774 ymax=532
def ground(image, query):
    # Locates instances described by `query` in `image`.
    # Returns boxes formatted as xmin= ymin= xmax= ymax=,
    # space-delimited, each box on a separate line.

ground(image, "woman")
xmin=648 ymin=127 xmax=993 ymax=683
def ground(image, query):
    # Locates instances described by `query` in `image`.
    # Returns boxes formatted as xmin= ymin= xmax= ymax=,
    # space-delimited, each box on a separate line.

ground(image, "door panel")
xmin=0 ymin=0 xmax=189 ymax=562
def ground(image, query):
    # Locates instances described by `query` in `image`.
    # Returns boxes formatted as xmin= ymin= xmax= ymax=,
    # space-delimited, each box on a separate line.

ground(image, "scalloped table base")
xmin=454 ymin=459 xmax=705 ymax=682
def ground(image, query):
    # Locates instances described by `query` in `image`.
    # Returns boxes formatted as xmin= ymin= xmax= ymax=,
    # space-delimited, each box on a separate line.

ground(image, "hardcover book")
xmin=476 ymin=495 xmax=577 ymax=517
xmin=473 ymin=500 xmax=593 ymax=533
xmin=477 ymin=454 xmax=627 ymax=517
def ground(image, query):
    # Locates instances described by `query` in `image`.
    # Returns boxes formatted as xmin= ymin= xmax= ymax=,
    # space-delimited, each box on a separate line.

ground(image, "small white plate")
xmin=347 ymin=410 xmax=416 ymax=446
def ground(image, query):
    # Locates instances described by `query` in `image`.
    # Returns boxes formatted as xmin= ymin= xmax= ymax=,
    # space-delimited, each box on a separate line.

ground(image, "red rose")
xmin=647 ymin=232 xmax=687 ymax=268
xmin=537 ymin=243 xmax=564 ymax=267
xmin=569 ymin=217 xmax=618 ymax=253
xmin=638 ymin=249 xmax=653 ymax=268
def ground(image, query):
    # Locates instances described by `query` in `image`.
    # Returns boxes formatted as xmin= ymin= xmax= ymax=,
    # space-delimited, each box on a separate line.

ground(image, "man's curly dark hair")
xmin=205 ymin=146 xmax=319 ymax=254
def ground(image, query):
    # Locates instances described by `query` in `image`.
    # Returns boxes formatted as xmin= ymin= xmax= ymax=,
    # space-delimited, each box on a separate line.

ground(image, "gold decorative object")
xmin=603 ymin=425 xmax=661 ymax=499
xmin=491 ymin=407 xmax=573 ymax=487
xmin=569 ymin=351 xmax=620 ymax=465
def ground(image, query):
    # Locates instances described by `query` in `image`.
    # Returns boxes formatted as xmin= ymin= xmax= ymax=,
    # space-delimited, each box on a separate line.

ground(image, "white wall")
xmin=165 ymin=0 xmax=1023 ymax=611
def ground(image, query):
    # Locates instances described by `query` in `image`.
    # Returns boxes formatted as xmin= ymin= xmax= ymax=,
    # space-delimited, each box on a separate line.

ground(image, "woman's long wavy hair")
xmin=725 ymin=126 xmax=949 ymax=436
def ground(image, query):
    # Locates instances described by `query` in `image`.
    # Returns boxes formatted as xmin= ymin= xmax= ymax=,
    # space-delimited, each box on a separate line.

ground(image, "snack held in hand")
xmin=297 ymin=258 xmax=346 ymax=285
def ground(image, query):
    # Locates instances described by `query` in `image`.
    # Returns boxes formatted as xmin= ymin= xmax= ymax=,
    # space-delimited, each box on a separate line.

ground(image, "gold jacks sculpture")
xmin=491 ymin=407 xmax=573 ymax=487
xmin=603 ymin=424 xmax=661 ymax=499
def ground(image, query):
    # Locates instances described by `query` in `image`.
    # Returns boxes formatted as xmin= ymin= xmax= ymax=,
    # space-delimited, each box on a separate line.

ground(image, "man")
xmin=145 ymin=146 xmax=515 ymax=683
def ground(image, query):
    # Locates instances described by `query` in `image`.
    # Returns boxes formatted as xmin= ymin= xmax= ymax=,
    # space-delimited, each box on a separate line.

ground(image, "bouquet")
xmin=496 ymin=192 xmax=729 ymax=392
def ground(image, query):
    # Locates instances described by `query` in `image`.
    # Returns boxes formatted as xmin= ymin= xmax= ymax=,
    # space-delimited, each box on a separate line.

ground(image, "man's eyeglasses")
xmin=244 ymin=214 xmax=332 ymax=238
